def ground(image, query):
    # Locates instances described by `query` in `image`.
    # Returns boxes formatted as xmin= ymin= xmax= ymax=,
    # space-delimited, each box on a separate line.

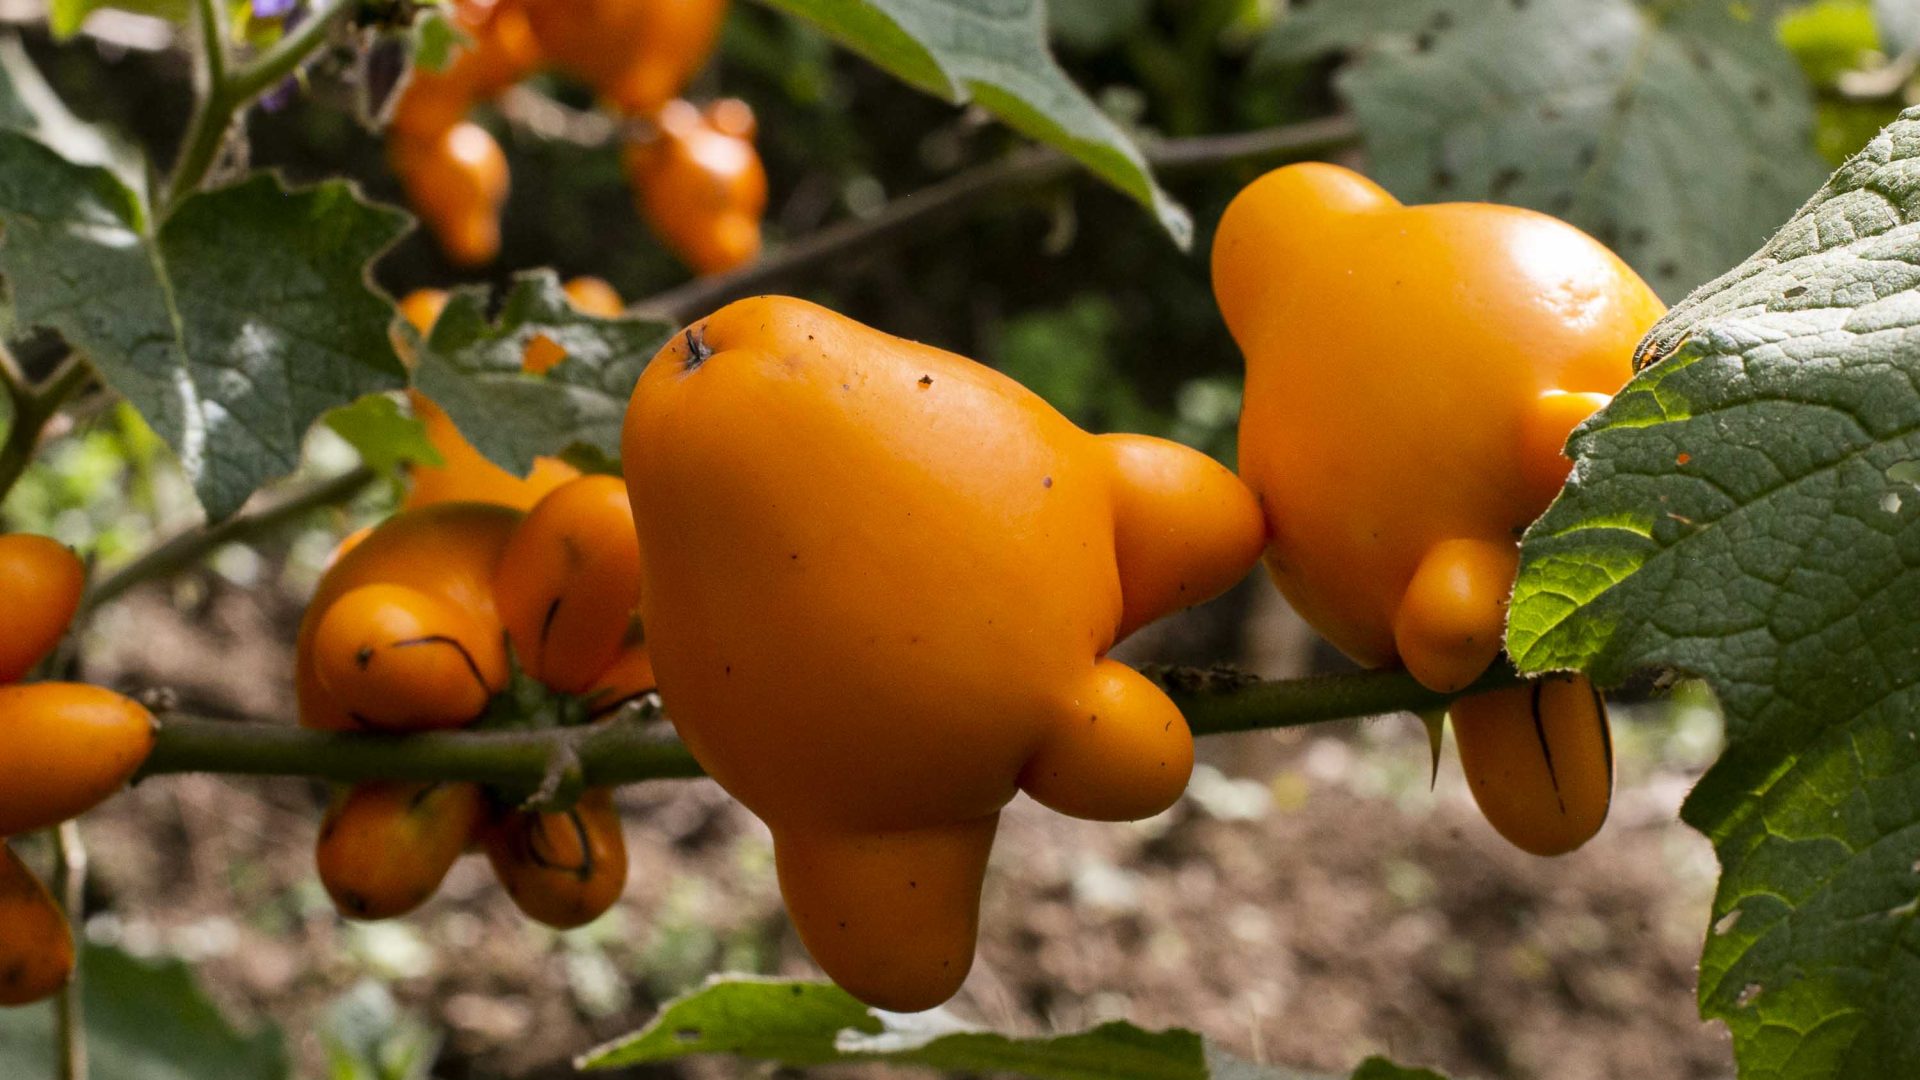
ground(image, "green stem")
xmin=165 ymin=0 xmax=355 ymax=209
xmin=82 ymin=465 xmax=378 ymax=616
xmin=0 ymin=358 xmax=92 ymax=507
xmin=137 ymin=661 xmax=1522 ymax=788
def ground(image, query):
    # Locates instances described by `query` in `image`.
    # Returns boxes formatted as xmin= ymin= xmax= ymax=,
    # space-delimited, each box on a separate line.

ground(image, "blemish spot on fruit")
xmin=838 ymin=921 xmax=848 ymax=930
xmin=908 ymin=880 xmax=917 ymax=889
xmin=355 ymin=647 xmax=373 ymax=669
xmin=1042 ymin=476 xmax=1053 ymax=489
xmin=918 ymin=375 xmax=933 ymax=387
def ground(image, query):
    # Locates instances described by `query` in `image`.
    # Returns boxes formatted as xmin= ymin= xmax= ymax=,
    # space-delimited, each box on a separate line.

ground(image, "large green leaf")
xmin=0 ymin=944 xmax=288 ymax=1080
xmin=1508 ymin=106 xmax=1920 ymax=1078
xmin=411 ymin=272 xmax=673 ymax=477
xmin=1261 ymin=0 xmax=1828 ymax=299
xmin=750 ymin=0 xmax=1191 ymax=246
xmin=578 ymin=976 xmax=1443 ymax=1080
xmin=0 ymin=133 xmax=408 ymax=519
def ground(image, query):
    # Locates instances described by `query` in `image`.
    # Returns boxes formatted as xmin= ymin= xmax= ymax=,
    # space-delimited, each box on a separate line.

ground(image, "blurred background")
xmin=0 ymin=0 xmax=1914 ymax=1076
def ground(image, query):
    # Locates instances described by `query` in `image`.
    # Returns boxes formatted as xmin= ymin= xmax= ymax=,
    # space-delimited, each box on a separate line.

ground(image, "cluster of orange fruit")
xmin=389 ymin=0 xmax=765 ymax=274
xmin=0 ymin=158 xmax=1664 ymax=1019
xmin=0 ymin=536 xmax=154 ymax=1006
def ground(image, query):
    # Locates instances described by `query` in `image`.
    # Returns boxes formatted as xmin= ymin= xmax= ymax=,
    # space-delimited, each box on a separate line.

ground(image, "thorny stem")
xmin=53 ymin=821 xmax=88 ymax=1080
xmin=166 ymin=0 xmax=355 ymax=209
xmin=137 ymin=660 xmax=1522 ymax=788
xmin=0 ymin=356 xmax=92 ymax=506
xmin=632 ymin=114 xmax=1362 ymax=325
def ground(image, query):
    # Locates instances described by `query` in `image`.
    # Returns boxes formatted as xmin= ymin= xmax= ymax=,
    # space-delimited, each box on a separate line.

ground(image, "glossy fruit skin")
xmin=317 ymin=781 xmax=487 ymax=919
xmin=623 ymin=296 xmax=1265 ymax=1010
xmin=624 ymin=99 xmax=766 ymax=274
xmin=483 ymin=788 xmax=628 ymax=929
xmin=0 ymin=535 xmax=84 ymax=684
xmin=0 ymin=842 xmax=72 ymax=1007
xmin=0 ymin=683 xmax=155 ymax=836
xmin=520 ymin=0 xmax=729 ymax=116
xmin=296 ymin=503 xmax=520 ymax=732
xmin=493 ymin=476 xmax=643 ymax=694
xmin=390 ymin=121 xmax=510 ymax=267
xmin=397 ymin=281 xmax=624 ymax=511
xmin=1452 ymin=675 xmax=1613 ymax=856
xmin=310 ymin=583 xmax=506 ymax=731
xmin=1214 ymin=163 xmax=1665 ymax=693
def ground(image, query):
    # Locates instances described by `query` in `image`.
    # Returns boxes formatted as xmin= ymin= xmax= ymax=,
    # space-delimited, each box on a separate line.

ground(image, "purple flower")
xmin=259 ymin=76 xmax=299 ymax=112
xmin=253 ymin=0 xmax=300 ymax=18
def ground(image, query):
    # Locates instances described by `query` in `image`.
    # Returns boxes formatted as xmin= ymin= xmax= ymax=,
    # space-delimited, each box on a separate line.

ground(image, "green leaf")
xmin=1260 ymin=0 xmax=1829 ymax=299
xmin=411 ymin=9 xmax=467 ymax=74
xmin=412 ymin=272 xmax=673 ymax=477
xmin=325 ymin=394 xmax=442 ymax=473
xmin=1348 ymin=1059 xmax=1448 ymax=1080
xmin=752 ymin=0 xmax=1191 ymax=246
xmin=0 ymin=944 xmax=288 ymax=1080
xmin=0 ymin=139 xmax=409 ymax=519
xmin=1508 ymin=106 xmax=1920 ymax=1079
xmin=579 ymin=977 xmax=1450 ymax=1080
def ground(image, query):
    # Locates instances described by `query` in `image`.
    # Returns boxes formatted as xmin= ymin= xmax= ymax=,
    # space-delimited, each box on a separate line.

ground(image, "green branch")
xmin=165 ymin=0 xmax=355 ymax=208
xmin=0 ymin=357 xmax=92 ymax=506
xmin=139 ymin=661 xmax=1522 ymax=788
xmin=82 ymin=465 xmax=378 ymax=616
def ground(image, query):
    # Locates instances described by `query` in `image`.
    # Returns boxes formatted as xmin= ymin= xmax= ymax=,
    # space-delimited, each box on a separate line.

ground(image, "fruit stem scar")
xmin=683 ymin=326 xmax=713 ymax=371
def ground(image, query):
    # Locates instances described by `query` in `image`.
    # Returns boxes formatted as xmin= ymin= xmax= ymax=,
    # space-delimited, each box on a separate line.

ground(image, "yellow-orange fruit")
xmin=0 ymin=843 xmax=72 ymax=1007
xmin=390 ymin=121 xmax=510 ymax=267
xmin=1452 ymin=676 xmax=1614 ymax=856
xmin=310 ymin=583 xmax=506 ymax=731
xmin=520 ymin=0 xmax=729 ymax=116
xmin=624 ymin=99 xmax=766 ymax=274
xmin=317 ymin=781 xmax=487 ymax=919
xmin=622 ymin=296 xmax=1265 ymax=1010
xmin=1214 ymin=162 xmax=1665 ymax=692
xmin=484 ymin=788 xmax=628 ymax=929
xmin=0 ymin=683 xmax=154 ymax=835
xmin=0 ymin=535 xmax=84 ymax=685
xmin=297 ymin=503 xmax=520 ymax=732
xmin=494 ymin=476 xmax=643 ymax=694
